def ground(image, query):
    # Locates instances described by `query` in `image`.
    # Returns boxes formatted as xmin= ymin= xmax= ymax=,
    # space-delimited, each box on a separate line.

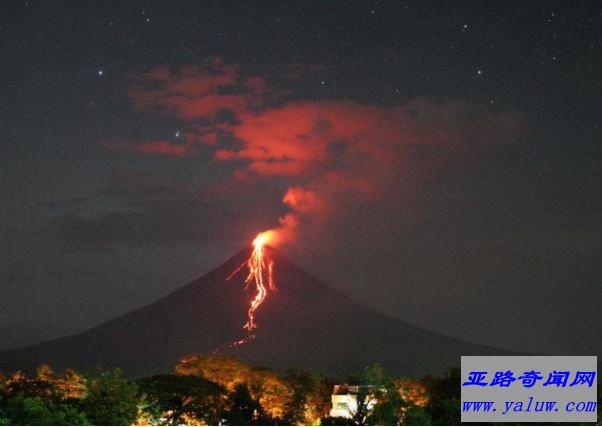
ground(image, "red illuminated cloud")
xmin=217 ymin=99 xmax=522 ymax=185
xmin=103 ymin=140 xmax=196 ymax=157
xmin=221 ymin=101 xmax=423 ymax=177
xmin=111 ymin=59 xmax=526 ymax=247
xmin=128 ymin=57 xmax=273 ymax=121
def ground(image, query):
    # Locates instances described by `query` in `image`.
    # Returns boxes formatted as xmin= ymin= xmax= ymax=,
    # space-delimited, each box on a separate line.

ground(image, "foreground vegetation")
xmin=3 ymin=355 xmax=595 ymax=425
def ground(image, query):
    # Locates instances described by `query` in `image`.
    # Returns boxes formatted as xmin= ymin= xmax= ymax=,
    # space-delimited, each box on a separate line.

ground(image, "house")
xmin=329 ymin=385 xmax=378 ymax=419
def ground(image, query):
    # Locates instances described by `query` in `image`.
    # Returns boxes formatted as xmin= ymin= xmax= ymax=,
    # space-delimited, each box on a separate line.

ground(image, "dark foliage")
xmin=137 ymin=374 xmax=226 ymax=425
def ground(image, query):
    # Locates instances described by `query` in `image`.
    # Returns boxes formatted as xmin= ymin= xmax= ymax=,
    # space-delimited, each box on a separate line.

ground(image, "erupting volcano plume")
xmin=227 ymin=231 xmax=277 ymax=343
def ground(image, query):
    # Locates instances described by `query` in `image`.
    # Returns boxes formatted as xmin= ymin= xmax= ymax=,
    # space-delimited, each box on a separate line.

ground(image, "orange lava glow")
xmin=227 ymin=231 xmax=277 ymax=339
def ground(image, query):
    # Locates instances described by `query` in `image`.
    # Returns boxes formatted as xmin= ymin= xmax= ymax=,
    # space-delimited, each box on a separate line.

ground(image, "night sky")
xmin=1 ymin=0 xmax=601 ymax=357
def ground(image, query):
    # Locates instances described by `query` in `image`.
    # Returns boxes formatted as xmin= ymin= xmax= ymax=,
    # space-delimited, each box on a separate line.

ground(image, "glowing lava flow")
xmin=227 ymin=231 xmax=277 ymax=341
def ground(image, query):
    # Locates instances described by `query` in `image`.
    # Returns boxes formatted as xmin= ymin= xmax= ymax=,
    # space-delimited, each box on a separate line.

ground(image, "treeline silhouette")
xmin=0 ymin=354 xmax=468 ymax=425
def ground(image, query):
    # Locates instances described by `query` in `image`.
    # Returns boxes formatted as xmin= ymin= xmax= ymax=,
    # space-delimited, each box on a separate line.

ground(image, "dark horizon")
xmin=1 ymin=0 xmax=601 ymax=360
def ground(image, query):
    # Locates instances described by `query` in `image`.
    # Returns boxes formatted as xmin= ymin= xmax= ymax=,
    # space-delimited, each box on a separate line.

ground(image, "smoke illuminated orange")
xmin=227 ymin=231 xmax=277 ymax=337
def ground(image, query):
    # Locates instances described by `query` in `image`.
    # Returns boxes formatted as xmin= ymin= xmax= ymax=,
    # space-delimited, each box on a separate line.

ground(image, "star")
xmin=97 ymin=70 xmax=104 ymax=76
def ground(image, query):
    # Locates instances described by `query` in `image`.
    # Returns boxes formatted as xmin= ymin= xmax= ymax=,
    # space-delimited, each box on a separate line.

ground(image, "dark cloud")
xmin=39 ymin=197 xmax=87 ymax=211
xmin=42 ymin=171 xmax=281 ymax=251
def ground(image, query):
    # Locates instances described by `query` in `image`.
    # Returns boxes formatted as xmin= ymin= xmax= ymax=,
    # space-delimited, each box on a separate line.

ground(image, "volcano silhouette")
xmin=0 ymin=247 xmax=509 ymax=377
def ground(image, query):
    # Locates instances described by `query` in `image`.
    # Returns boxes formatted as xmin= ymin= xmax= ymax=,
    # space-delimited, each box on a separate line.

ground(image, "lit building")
xmin=329 ymin=385 xmax=378 ymax=419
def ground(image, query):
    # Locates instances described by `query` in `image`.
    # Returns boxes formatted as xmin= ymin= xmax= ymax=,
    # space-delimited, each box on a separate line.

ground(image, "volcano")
xmin=0 ymin=247 xmax=510 ymax=378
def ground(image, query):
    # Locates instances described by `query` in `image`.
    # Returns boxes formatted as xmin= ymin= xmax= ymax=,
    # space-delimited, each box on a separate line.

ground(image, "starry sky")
xmin=1 ymin=0 xmax=601 ymax=356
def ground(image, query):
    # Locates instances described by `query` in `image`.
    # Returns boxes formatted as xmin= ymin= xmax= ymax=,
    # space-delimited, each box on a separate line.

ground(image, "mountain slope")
xmin=0 ymin=247 xmax=511 ymax=378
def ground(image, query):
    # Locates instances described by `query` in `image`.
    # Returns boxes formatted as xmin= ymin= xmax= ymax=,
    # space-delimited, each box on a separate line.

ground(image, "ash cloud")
xmin=109 ymin=58 xmax=526 ymax=251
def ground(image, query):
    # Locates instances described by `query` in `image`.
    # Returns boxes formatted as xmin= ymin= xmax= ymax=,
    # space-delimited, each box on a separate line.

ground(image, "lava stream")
xmin=227 ymin=231 xmax=277 ymax=337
